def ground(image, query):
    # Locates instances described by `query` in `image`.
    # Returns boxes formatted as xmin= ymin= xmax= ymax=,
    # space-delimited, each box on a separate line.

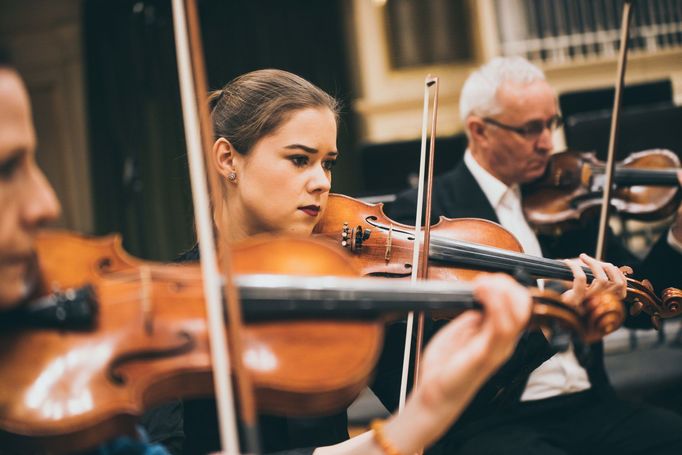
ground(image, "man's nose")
xmin=22 ymin=166 xmax=61 ymax=229
xmin=537 ymin=126 xmax=554 ymax=152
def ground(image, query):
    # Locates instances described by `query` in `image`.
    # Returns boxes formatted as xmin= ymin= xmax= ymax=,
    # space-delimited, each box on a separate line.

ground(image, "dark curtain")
xmin=84 ymin=0 xmax=358 ymax=260
xmin=84 ymin=0 xmax=194 ymax=260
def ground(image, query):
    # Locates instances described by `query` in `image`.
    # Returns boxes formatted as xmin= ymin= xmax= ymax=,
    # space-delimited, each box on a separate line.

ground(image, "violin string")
xmin=592 ymin=166 xmax=678 ymax=184
xmin=91 ymin=288 xmax=486 ymax=315
xmin=427 ymin=239 xmax=653 ymax=296
xmin=418 ymin=235 xmax=615 ymax=286
xmin=103 ymin=266 xmax=197 ymax=280
xmin=81 ymin=289 xmax=583 ymax=335
xmin=427 ymin=235 xmax=588 ymax=279
xmin=391 ymin=240 xmax=570 ymax=280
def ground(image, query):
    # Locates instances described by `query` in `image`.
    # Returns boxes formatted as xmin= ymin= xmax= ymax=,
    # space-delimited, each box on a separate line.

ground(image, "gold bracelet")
xmin=370 ymin=419 xmax=402 ymax=455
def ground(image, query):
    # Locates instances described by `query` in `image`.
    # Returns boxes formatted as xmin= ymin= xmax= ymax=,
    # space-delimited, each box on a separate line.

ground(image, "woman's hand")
xmin=562 ymin=254 xmax=627 ymax=307
xmin=379 ymin=274 xmax=532 ymax=454
xmin=314 ymin=274 xmax=532 ymax=455
xmin=418 ymin=274 xmax=532 ymax=407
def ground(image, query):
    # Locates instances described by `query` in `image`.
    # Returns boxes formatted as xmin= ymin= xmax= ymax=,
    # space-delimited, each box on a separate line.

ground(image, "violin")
xmin=315 ymin=193 xmax=682 ymax=326
xmin=0 ymin=230 xmax=622 ymax=453
xmin=522 ymin=149 xmax=681 ymax=236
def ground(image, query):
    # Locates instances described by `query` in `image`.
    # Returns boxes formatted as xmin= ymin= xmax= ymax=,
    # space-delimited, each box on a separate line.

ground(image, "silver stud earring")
xmin=227 ymin=172 xmax=237 ymax=182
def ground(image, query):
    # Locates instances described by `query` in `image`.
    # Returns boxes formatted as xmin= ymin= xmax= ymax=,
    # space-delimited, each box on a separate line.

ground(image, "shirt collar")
xmin=463 ymin=149 xmax=518 ymax=209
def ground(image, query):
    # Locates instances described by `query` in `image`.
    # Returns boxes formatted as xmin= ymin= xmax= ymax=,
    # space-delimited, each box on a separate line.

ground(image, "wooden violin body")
xmin=523 ymin=149 xmax=681 ymax=236
xmin=0 ymin=231 xmax=382 ymax=453
xmin=0 ymin=230 xmax=627 ymax=453
xmin=315 ymin=195 xmax=524 ymax=283
xmin=315 ymin=194 xmax=681 ymax=322
xmin=315 ymin=195 xmax=627 ymax=337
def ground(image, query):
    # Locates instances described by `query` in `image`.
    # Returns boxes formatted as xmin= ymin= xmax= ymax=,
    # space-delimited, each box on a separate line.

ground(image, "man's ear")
xmin=213 ymin=137 xmax=240 ymax=178
xmin=467 ymin=116 xmax=489 ymax=145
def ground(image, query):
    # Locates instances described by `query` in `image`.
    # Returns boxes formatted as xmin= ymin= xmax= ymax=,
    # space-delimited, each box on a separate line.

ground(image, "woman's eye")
xmin=322 ymin=159 xmax=337 ymax=171
xmin=289 ymin=155 xmax=309 ymax=168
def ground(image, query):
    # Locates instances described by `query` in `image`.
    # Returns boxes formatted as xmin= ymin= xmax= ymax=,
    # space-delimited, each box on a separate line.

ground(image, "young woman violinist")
xmin=172 ymin=68 xmax=540 ymax=455
xmin=0 ymin=54 xmax=528 ymax=454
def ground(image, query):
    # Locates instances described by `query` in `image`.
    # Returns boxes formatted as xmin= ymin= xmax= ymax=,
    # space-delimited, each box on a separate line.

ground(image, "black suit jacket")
xmin=376 ymin=160 xmax=680 ymax=449
xmin=384 ymin=161 xmax=642 ymax=265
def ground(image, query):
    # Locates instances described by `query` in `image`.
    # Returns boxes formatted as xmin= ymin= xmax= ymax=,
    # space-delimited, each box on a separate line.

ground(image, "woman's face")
xmin=230 ymin=107 xmax=337 ymax=237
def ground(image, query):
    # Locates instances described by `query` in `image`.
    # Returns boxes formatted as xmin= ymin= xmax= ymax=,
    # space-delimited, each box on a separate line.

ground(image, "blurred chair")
xmin=563 ymin=103 xmax=682 ymax=161
xmin=559 ymin=79 xmax=673 ymax=120
xmin=358 ymin=134 xmax=468 ymax=199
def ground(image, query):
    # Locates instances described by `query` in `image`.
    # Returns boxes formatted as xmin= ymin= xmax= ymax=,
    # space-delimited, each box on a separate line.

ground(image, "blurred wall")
xmin=0 ymin=0 xmax=93 ymax=233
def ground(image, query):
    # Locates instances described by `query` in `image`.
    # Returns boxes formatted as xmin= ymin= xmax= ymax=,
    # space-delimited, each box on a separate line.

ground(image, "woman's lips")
xmin=298 ymin=206 xmax=320 ymax=217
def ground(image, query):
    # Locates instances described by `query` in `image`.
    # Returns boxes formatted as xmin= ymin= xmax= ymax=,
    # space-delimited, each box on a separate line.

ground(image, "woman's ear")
xmin=213 ymin=137 xmax=240 ymax=179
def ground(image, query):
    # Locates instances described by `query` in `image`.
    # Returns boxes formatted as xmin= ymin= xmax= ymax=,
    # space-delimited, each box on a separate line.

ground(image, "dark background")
xmin=84 ymin=0 xmax=359 ymax=260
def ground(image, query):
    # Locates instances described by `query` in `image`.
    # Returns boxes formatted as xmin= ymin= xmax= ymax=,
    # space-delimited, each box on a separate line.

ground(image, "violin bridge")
xmin=140 ymin=266 xmax=153 ymax=335
xmin=553 ymin=168 xmax=563 ymax=186
xmin=581 ymin=163 xmax=592 ymax=187
xmin=385 ymin=224 xmax=393 ymax=262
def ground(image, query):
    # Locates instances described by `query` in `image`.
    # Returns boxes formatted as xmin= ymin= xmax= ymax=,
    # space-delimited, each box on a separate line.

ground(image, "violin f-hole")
xmin=107 ymin=331 xmax=195 ymax=385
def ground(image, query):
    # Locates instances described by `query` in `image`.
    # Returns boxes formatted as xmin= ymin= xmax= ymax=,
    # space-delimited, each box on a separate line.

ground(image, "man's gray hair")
xmin=459 ymin=56 xmax=546 ymax=124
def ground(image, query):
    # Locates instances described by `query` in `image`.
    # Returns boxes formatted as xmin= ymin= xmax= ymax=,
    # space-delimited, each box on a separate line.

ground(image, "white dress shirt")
xmin=668 ymin=229 xmax=682 ymax=255
xmin=464 ymin=150 xmax=591 ymax=401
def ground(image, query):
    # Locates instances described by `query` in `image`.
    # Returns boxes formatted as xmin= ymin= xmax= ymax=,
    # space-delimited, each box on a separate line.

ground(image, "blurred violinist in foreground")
xmin=386 ymin=56 xmax=682 ymax=455
xmin=0 ymin=52 xmax=535 ymax=454
xmin=0 ymin=48 xmax=177 ymax=455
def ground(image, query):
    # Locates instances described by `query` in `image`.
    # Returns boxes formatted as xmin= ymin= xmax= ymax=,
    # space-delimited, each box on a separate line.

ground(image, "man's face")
xmin=0 ymin=69 xmax=60 ymax=309
xmin=473 ymin=80 xmax=557 ymax=186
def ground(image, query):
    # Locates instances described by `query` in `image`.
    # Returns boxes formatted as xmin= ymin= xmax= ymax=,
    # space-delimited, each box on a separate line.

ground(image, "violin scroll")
xmin=662 ymin=287 xmax=682 ymax=315
xmin=584 ymin=291 xmax=625 ymax=342
xmin=624 ymin=278 xmax=682 ymax=328
xmin=528 ymin=288 xmax=625 ymax=344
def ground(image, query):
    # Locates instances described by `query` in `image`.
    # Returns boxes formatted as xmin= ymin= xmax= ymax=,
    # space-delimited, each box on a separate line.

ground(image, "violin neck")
xmin=428 ymin=235 xmax=657 ymax=300
xmin=235 ymin=275 xmax=479 ymax=319
xmin=429 ymin=236 xmax=592 ymax=283
xmin=613 ymin=168 xmax=680 ymax=186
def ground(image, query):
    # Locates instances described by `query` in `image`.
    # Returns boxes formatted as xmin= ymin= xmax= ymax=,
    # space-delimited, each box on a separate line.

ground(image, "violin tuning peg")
xmin=619 ymin=265 xmax=633 ymax=276
xmin=642 ymin=279 xmax=654 ymax=292
xmin=662 ymin=287 xmax=682 ymax=315
xmin=651 ymin=314 xmax=662 ymax=331
xmin=629 ymin=299 xmax=644 ymax=316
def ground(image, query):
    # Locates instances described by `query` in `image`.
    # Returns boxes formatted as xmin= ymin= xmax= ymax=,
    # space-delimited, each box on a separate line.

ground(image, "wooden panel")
xmin=0 ymin=0 xmax=93 ymax=233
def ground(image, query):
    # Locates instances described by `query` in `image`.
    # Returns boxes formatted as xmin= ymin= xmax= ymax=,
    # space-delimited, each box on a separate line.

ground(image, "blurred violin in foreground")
xmin=522 ymin=149 xmax=681 ymax=235
xmin=0 ymin=231 xmax=623 ymax=453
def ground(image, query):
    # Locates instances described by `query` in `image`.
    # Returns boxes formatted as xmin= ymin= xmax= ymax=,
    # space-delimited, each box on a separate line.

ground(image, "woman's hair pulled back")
xmin=209 ymin=69 xmax=339 ymax=154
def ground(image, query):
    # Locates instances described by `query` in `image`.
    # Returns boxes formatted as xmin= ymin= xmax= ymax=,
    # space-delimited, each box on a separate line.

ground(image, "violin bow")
xmin=399 ymin=75 xmax=440 ymax=412
xmin=171 ymin=0 xmax=260 ymax=453
xmin=595 ymin=0 xmax=634 ymax=260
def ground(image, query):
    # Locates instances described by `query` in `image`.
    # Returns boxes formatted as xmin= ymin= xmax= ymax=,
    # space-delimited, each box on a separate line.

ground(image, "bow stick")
xmin=399 ymin=75 xmax=440 ymax=412
xmin=595 ymin=0 xmax=634 ymax=260
xmin=171 ymin=0 xmax=261 ymax=452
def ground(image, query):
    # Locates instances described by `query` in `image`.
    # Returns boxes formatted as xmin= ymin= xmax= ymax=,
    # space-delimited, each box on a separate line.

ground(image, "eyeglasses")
xmin=482 ymin=115 xmax=564 ymax=140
